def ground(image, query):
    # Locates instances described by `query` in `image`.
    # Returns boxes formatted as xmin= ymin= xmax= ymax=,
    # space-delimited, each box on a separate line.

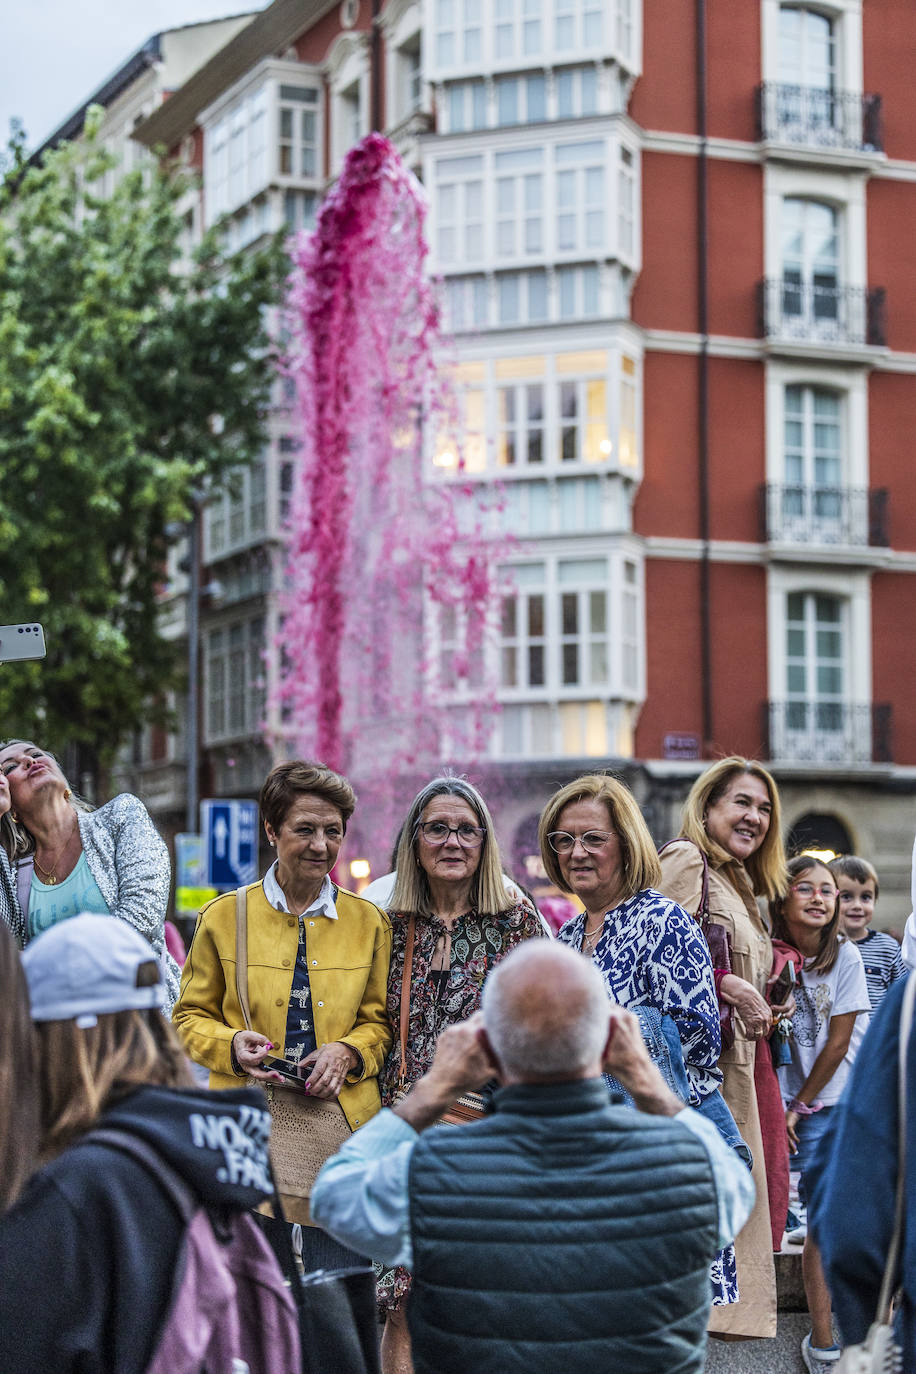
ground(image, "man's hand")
xmin=393 ymin=1014 xmax=493 ymax=1133
xmin=602 ymin=1007 xmax=685 ymax=1117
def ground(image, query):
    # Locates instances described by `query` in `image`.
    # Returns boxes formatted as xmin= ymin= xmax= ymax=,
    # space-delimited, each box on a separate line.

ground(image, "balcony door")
xmin=784 ymin=592 xmax=859 ymax=761
xmin=782 ymin=385 xmax=848 ymax=541
xmin=781 ymin=198 xmax=840 ymax=338
xmin=777 ymin=7 xmax=837 ymax=138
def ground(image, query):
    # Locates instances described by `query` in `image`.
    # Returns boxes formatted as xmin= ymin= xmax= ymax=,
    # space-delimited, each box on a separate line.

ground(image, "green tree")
xmin=0 ymin=111 xmax=285 ymax=787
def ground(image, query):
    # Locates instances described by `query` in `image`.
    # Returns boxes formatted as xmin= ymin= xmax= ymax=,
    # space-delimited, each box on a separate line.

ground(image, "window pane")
xmin=562 ymin=592 xmax=578 ymax=634
xmin=526 ymin=75 xmax=546 ymax=121
xmin=528 ymin=595 xmax=544 ymax=637
xmin=501 ymin=595 xmax=517 ymax=637
xmin=529 ymin=645 xmax=545 ymax=685
xmin=590 ymin=590 xmax=606 ymax=632
xmin=562 ymin=643 xmax=579 ymax=684
xmin=589 ymin=642 xmax=607 ymax=684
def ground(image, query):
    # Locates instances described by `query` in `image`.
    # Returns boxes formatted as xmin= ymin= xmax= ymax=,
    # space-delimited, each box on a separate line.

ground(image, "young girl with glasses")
xmin=770 ymin=853 xmax=871 ymax=1373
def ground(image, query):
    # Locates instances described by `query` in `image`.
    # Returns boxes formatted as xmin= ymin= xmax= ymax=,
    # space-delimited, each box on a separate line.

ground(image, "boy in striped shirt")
xmin=830 ymin=854 xmax=907 ymax=1010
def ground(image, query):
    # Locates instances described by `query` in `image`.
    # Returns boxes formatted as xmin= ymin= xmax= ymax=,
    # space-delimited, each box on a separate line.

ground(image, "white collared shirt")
xmin=262 ymin=862 xmax=338 ymax=921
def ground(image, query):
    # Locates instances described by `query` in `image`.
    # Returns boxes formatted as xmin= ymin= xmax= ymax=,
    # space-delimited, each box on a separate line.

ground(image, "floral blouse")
xmin=378 ymin=897 xmax=545 ymax=1106
xmin=557 ymin=888 xmax=722 ymax=1105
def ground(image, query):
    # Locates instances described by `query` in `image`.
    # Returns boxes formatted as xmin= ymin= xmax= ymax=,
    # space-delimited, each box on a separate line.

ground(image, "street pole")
xmin=185 ymin=502 xmax=201 ymax=833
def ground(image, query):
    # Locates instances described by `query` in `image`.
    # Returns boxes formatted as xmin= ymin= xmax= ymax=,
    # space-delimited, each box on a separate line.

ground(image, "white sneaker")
xmin=786 ymin=1221 xmax=808 ymax=1245
xmin=801 ymin=1332 xmax=841 ymax=1372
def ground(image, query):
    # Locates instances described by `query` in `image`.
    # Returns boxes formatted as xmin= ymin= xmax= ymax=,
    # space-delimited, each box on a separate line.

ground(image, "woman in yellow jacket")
xmin=174 ymin=759 xmax=392 ymax=1268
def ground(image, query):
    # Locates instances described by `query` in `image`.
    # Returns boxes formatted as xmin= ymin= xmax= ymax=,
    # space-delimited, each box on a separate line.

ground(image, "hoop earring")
xmin=64 ymin=788 xmax=72 ymax=802
xmin=10 ymin=813 xmax=18 ymax=824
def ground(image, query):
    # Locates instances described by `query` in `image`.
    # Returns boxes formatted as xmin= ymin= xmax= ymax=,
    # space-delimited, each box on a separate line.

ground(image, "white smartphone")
xmin=0 ymin=624 xmax=47 ymax=662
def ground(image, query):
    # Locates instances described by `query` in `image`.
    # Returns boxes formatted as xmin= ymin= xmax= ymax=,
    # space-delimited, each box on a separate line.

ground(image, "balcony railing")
xmin=758 ymin=279 xmax=887 ymax=348
xmin=756 ymin=83 xmax=883 ymax=154
xmin=765 ymin=701 xmax=892 ymax=765
xmin=760 ymin=483 xmax=889 ymax=547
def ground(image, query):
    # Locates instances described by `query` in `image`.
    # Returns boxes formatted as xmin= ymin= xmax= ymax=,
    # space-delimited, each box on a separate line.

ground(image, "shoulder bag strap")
xmin=235 ymin=885 xmax=253 ymax=1033
xmin=398 ymin=916 xmax=416 ymax=1091
xmin=659 ymin=839 xmax=710 ymax=930
xmin=874 ymin=972 xmax=916 ymax=1324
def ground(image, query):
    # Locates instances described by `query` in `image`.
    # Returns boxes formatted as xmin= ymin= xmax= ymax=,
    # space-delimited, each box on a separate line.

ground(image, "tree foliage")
xmin=0 ymin=111 xmax=285 ymax=782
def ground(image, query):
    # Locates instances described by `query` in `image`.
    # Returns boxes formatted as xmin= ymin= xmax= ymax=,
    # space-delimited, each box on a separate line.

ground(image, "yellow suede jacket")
xmin=174 ymin=880 xmax=393 ymax=1130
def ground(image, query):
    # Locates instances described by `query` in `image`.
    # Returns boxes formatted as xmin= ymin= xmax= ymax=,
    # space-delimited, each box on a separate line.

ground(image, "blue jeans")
xmin=793 ymin=1104 xmax=835 ymax=1205
xmin=605 ymin=1008 xmax=751 ymax=1167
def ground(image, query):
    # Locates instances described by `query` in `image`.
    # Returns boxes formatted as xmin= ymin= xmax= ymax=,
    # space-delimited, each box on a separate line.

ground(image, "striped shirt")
xmin=853 ymin=928 xmax=908 ymax=1011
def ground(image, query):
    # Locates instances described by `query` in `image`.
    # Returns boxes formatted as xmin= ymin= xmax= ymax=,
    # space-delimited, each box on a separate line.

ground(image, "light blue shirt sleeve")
xmin=675 ymin=1106 xmax=756 ymax=1249
xmin=310 ymin=1109 xmax=417 ymax=1267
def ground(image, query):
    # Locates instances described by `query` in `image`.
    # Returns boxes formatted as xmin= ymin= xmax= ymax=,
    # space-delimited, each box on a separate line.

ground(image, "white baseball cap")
xmin=22 ymin=914 xmax=165 ymax=1028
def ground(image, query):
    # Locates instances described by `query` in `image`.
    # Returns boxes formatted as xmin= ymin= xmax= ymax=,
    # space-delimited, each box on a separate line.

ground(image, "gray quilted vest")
xmin=407 ymin=1079 xmax=718 ymax=1374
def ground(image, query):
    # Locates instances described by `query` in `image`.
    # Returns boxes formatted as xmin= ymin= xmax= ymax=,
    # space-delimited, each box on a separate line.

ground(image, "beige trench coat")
xmin=658 ymin=840 xmax=777 ymax=1339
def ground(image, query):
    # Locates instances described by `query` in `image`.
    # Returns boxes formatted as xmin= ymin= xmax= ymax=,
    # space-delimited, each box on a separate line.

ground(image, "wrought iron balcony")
xmin=765 ymin=701 xmax=892 ymax=766
xmin=760 ymin=484 xmax=889 ymax=548
xmin=756 ymin=83 xmax=883 ymax=154
xmin=758 ymin=279 xmax=887 ymax=348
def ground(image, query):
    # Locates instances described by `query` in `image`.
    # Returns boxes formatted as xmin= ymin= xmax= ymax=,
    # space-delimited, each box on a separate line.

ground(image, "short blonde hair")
xmin=679 ymin=756 xmax=787 ymax=902
xmin=538 ymin=774 xmax=661 ymax=900
xmin=389 ymin=776 xmax=513 ymax=917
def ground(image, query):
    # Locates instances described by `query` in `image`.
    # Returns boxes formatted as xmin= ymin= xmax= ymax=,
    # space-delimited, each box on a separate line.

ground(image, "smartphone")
xmin=261 ymin=1054 xmax=313 ymax=1090
xmin=0 ymin=624 xmax=46 ymax=663
xmin=768 ymin=960 xmax=796 ymax=1006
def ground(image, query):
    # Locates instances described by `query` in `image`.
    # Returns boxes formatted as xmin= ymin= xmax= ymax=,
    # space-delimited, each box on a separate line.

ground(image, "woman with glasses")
xmin=375 ymin=775 xmax=544 ymax=1374
xmin=657 ymin=757 xmax=790 ymax=1341
xmin=769 ymin=854 xmax=870 ymax=1373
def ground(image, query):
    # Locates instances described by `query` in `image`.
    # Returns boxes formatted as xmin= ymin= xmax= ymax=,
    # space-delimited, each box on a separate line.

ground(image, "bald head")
xmin=481 ymin=942 xmax=612 ymax=1083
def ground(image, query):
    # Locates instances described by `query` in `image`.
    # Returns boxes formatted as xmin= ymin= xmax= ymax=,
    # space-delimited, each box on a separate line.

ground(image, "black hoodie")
xmin=0 ymin=1083 xmax=277 ymax=1374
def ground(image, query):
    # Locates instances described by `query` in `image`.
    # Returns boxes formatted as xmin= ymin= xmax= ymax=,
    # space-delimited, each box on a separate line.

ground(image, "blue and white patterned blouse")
xmin=557 ymin=887 xmax=722 ymax=1105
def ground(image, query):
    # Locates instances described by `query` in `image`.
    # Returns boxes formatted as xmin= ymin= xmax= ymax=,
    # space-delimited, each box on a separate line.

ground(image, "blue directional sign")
xmin=201 ymin=799 xmax=259 ymax=890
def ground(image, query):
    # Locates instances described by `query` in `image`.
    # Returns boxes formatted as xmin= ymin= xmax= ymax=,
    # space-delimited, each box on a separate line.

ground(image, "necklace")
xmin=33 ymin=811 xmax=78 ymax=886
xmin=582 ymin=921 xmax=604 ymax=955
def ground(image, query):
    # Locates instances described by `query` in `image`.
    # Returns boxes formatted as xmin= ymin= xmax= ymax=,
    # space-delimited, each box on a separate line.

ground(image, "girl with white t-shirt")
xmin=770 ymin=855 xmax=870 ymax=1374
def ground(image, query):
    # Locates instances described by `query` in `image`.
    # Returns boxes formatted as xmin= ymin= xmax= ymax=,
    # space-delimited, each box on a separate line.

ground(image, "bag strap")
xmin=659 ymin=839 xmax=710 ymax=929
xmin=873 ymin=972 xmax=916 ymax=1325
xmin=83 ymin=1127 xmax=197 ymax=1225
xmin=235 ymin=885 xmax=253 ymax=1032
xmin=397 ymin=916 xmax=416 ymax=1091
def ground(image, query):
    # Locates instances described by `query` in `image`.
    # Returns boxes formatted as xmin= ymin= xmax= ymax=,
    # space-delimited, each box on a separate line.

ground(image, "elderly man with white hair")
xmin=311 ymin=941 xmax=753 ymax=1374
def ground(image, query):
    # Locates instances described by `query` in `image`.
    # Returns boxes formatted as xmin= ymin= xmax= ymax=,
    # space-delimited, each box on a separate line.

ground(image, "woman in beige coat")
xmin=658 ymin=757 xmax=789 ymax=1340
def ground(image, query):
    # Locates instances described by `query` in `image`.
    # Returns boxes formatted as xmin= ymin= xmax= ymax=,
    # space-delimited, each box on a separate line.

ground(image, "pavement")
xmin=704 ymin=1247 xmax=813 ymax=1373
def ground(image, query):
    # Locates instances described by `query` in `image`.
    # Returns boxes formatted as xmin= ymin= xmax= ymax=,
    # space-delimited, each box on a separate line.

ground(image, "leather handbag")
xmin=835 ymin=973 xmax=915 ymax=1373
xmin=392 ymin=915 xmax=488 ymax=1125
xmin=235 ymin=886 xmax=351 ymax=1225
xmin=659 ymin=840 xmax=735 ymax=1052
xmin=267 ymin=1178 xmax=381 ymax=1374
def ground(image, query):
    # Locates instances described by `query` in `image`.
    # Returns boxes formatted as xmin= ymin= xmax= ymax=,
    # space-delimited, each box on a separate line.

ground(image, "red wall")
xmin=707 ymin=160 xmax=763 ymax=337
xmin=707 ymin=359 xmax=765 ymax=543
xmin=635 ymin=353 xmax=700 ymax=538
xmin=636 ymin=560 xmax=768 ymax=760
xmin=629 ymin=0 xmax=697 ymax=135
xmin=869 ymin=373 xmax=916 ymax=553
xmin=632 ymin=153 xmax=698 ymax=333
xmin=706 ymin=1 xmax=761 ymax=143
xmin=872 ymin=573 xmax=916 ymax=764
xmin=864 ymin=0 xmax=916 ymax=162
xmin=868 ymin=179 xmax=916 ymax=355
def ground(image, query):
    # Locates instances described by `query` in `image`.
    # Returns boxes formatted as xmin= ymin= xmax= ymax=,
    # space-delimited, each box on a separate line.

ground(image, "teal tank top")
xmin=29 ymin=852 xmax=110 ymax=939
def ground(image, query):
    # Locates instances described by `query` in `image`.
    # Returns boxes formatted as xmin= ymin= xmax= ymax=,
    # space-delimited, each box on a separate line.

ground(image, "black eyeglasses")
xmin=417 ymin=821 xmax=486 ymax=848
xmin=547 ymin=831 xmax=614 ymax=854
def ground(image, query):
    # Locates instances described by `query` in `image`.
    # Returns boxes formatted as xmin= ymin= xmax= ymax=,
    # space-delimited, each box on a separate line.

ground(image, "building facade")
xmin=107 ymin=0 xmax=916 ymax=919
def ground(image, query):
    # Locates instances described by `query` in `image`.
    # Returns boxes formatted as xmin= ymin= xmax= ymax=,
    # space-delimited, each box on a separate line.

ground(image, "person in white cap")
xmin=0 ymin=914 xmax=290 ymax=1374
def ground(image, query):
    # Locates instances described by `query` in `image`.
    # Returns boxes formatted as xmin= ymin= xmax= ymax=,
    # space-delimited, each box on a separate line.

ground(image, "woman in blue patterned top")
xmin=543 ymin=773 xmax=742 ymax=1307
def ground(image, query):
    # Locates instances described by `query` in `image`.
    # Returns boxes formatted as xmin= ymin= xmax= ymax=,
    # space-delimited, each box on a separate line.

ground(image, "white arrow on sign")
xmin=213 ymin=816 xmax=229 ymax=859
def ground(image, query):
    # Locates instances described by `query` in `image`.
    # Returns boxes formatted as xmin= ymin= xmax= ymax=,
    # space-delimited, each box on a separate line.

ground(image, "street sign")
xmin=201 ymin=799 xmax=259 ymax=890
xmin=175 ymin=885 xmax=218 ymax=914
xmin=662 ymin=732 xmax=700 ymax=761
xmin=175 ymin=833 xmax=206 ymax=888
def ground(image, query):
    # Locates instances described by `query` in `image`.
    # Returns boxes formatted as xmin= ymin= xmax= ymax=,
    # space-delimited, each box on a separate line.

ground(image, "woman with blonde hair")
xmin=658 ymin=757 xmax=790 ymax=1341
xmin=376 ymin=775 xmax=544 ymax=1374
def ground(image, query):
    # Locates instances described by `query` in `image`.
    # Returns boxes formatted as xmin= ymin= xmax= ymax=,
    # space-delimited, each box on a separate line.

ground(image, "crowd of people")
xmin=0 ymin=737 xmax=913 ymax=1373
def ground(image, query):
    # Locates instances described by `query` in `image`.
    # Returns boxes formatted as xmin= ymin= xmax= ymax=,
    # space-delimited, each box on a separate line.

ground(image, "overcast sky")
xmin=2 ymin=1 xmax=267 ymax=153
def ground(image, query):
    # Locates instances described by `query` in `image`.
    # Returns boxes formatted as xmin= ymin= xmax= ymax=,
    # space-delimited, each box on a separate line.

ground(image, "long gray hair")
xmin=389 ymin=776 xmax=512 ymax=917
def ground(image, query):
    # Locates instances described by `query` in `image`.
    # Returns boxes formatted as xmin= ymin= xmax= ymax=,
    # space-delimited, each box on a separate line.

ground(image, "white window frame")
xmin=765 ymin=360 xmax=868 ymax=488
xmin=761 ymin=0 xmax=863 ymax=97
xmin=766 ymin=564 xmax=871 ymax=717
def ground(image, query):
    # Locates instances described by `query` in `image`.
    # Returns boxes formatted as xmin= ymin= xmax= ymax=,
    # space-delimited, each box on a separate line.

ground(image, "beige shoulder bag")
xmin=234 ymin=885 xmax=351 ymax=1226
